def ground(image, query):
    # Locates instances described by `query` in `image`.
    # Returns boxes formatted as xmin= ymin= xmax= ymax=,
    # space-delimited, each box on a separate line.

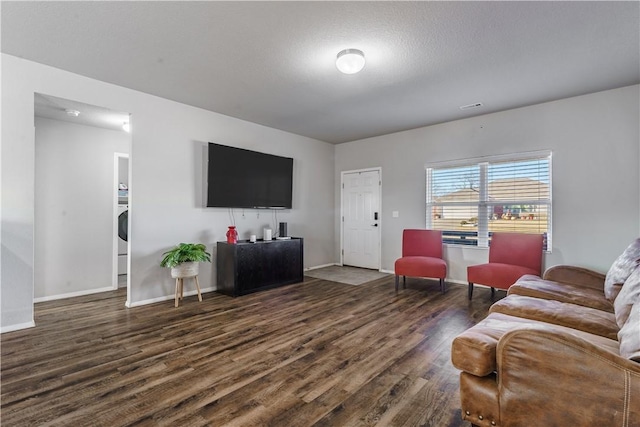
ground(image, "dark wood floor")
xmin=1 ymin=276 xmax=499 ymax=426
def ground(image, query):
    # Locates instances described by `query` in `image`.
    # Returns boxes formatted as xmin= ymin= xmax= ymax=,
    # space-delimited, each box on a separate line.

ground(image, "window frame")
xmin=426 ymin=150 xmax=552 ymax=251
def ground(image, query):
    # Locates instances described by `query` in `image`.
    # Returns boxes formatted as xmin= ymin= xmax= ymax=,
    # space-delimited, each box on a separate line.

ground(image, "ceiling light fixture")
xmin=336 ymin=49 xmax=365 ymax=74
xmin=122 ymin=122 xmax=130 ymax=132
xmin=65 ymin=109 xmax=80 ymax=117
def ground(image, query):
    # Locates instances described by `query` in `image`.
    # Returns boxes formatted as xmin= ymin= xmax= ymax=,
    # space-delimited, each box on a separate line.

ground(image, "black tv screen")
xmin=207 ymin=143 xmax=293 ymax=209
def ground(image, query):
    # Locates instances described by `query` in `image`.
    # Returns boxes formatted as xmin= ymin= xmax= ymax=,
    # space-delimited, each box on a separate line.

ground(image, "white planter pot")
xmin=171 ymin=262 xmax=199 ymax=278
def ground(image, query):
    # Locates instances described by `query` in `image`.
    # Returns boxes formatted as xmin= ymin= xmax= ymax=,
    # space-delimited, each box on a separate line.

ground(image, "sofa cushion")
xmin=618 ymin=303 xmax=640 ymax=362
xmin=451 ymin=312 xmax=620 ymax=377
xmin=489 ymin=294 xmax=619 ymax=340
xmin=509 ymin=274 xmax=613 ymax=312
xmin=542 ymin=265 xmax=606 ymax=291
xmin=452 ymin=313 xmax=528 ymax=377
xmin=604 ymin=237 xmax=640 ymax=302
xmin=613 ymin=265 xmax=640 ymax=328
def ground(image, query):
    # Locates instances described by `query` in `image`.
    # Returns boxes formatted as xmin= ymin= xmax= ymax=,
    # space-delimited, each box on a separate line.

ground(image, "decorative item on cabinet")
xmin=226 ymin=226 xmax=238 ymax=244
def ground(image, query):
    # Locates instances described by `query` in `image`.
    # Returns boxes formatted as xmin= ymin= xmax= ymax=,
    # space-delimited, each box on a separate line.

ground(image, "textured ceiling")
xmin=3 ymin=1 xmax=639 ymax=144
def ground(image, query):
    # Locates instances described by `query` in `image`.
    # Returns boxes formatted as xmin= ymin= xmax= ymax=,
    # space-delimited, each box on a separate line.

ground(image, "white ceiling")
xmin=3 ymin=1 xmax=639 ymax=144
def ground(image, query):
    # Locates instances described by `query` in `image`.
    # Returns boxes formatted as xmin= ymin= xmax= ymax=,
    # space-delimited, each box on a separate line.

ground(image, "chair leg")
xmin=440 ymin=278 xmax=446 ymax=294
xmin=491 ymin=287 xmax=496 ymax=299
xmin=403 ymin=276 xmax=406 ymax=289
xmin=468 ymin=282 xmax=474 ymax=300
xmin=395 ymin=275 xmax=399 ymax=293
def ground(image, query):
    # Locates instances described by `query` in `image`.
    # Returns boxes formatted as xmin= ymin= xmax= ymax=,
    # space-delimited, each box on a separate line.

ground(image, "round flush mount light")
xmin=336 ymin=49 xmax=365 ymax=74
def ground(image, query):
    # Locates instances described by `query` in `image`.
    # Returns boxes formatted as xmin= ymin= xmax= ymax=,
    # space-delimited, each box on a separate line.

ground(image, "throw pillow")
xmin=614 ymin=265 xmax=640 ymax=328
xmin=604 ymin=238 xmax=640 ymax=302
xmin=618 ymin=302 xmax=640 ymax=362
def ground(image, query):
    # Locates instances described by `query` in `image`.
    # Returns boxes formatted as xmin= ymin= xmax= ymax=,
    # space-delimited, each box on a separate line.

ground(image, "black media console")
xmin=216 ymin=237 xmax=304 ymax=297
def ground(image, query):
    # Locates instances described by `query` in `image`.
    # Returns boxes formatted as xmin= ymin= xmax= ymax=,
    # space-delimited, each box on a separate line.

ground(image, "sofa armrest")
xmin=542 ymin=265 xmax=605 ymax=291
xmin=496 ymin=326 xmax=640 ymax=426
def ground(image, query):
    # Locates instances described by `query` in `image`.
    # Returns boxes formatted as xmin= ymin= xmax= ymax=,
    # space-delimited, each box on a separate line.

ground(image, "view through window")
xmin=426 ymin=151 xmax=551 ymax=250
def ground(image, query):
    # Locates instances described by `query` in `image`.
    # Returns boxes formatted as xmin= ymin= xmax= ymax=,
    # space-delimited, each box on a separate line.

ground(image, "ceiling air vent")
xmin=459 ymin=102 xmax=483 ymax=111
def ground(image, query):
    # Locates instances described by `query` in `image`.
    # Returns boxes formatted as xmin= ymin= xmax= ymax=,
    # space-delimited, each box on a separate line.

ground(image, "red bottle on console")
xmin=226 ymin=226 xmax=238 ymax=244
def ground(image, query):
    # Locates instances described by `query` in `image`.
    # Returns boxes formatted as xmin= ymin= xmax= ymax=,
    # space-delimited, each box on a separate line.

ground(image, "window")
xmin=426 ymin=151 xmax=551 ymax=250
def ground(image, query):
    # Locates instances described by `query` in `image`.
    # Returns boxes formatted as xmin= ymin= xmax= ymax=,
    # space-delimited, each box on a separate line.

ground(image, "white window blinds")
xmin=426 ymin=152 xmax=551 ymax=250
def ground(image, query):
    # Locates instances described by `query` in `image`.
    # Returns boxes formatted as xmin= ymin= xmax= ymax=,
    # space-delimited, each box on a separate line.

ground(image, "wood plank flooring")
xmin=1 ymin=276 xmax=498 ymax=426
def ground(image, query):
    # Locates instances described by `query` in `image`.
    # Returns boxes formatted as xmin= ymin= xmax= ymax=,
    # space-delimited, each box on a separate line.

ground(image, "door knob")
xmin=372 ymin=223 xmax=378 ymax=227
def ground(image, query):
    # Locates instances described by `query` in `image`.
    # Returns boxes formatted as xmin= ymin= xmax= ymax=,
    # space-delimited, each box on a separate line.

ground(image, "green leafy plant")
xmin=160 ymin=243 xmax=211 ymax=268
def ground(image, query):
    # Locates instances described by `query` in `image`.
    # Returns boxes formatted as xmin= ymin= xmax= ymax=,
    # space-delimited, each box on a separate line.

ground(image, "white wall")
xmin=118 ymin=156 xmax=129 ymax=188
xmin=3 ymin=51 xmax=636 ymax=333
xmin=34 ymin=117 xmax=130 ymax=299
xmin=335 ymin=85 xmax=640 ymax=282
xmin=1 ymin=54 xmax=335 ymax=331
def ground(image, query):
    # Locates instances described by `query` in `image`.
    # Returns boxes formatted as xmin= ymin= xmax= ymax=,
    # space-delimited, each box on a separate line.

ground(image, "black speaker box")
xmin=279 ymin=222 xmax=287 ymax=237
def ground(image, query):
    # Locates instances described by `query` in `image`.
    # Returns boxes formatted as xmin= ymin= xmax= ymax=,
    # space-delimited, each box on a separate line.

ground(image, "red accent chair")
xmin=467 ymin=232 xmax=544 ymax=299
xmin=394 ymin=229 xmax=447 ymax=293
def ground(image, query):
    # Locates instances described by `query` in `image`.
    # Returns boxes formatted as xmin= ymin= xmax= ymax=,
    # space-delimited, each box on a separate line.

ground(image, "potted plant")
xmin=160 ymin=243 xmax=211 ymax=278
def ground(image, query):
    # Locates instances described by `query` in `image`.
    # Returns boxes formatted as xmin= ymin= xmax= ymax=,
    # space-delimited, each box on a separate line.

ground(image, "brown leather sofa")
xmin=451 ymin=238 xmax=640 ymax=427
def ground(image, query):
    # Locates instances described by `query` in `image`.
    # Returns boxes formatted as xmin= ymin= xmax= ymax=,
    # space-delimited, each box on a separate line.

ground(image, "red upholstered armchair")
xmin=394 ymin=229 xmax=447 ymax=293
xmin=467 ymin=232 xmax=544 ymax=299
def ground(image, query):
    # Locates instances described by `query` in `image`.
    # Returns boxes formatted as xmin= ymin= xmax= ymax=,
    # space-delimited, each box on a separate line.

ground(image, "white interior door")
xmin=342 ymin=169 xmax=381 ymax=269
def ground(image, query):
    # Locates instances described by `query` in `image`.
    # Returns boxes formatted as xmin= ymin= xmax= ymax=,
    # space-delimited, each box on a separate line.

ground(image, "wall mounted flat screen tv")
xmin=207 ymin=143 xmax=293 ymax=209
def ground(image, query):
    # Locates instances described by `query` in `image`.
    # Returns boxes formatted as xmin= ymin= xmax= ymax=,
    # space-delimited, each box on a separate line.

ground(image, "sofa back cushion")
xmin=618 ymin=302 xmax=640 ymax=362
xmin=614 ymin=265 xmax=640 ymax=328
xmin=604 ymin=238 xmax=640 ymax=302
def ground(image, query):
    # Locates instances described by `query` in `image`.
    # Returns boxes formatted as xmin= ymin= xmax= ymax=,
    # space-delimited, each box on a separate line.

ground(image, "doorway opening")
xmin=113 ymin=153 xmax=129 ymax=290
xmin=34 ymin=93 xmax=131 ymax=305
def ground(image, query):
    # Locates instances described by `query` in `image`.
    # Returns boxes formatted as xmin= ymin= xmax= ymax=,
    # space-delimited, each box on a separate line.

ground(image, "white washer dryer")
xmin=117 ymin=204 xmax=128 ymax=275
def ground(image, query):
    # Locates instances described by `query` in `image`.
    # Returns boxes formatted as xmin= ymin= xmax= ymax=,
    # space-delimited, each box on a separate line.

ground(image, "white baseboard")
xmin=315 ymin=265 xmax=485 ymax=288
xmin=442 ymin=278 xmax=491 ymax=288
xmin=379 ymin=273 xmax=474 ymax=287
xmin=34 ymin=286 xmax=115 ymax=303
xmin=126 ymin=287 xmax=216 ymax=308
xmin=309 ymin=265 xmax=393 ymax=274
xmin=1 ymin=320 xmax=36 ymax=334
xmin=304 ymin=263 xmax=339 ymax=271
